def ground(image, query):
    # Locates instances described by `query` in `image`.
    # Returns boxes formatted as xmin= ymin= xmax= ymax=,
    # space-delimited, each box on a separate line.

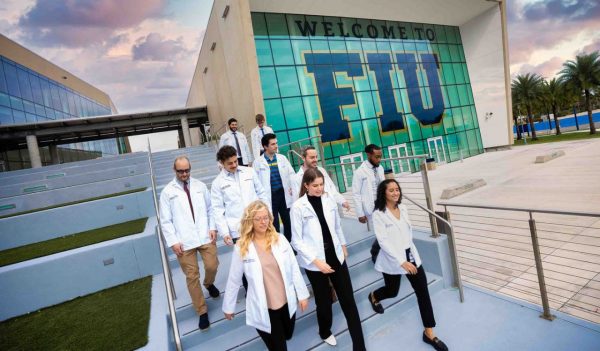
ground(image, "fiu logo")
xmin=305 ymin=52 xmax=445 ymax=143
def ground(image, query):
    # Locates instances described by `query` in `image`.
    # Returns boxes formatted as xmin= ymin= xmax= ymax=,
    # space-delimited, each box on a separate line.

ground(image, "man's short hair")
xmin=217 ymin=145 xmax=238 ymax=162
xmin=261 ymin=133 xmax=277 ymax=148
xmin=227 ymin=117 xmax=237 ymax=126
xmin=301 ymin=145 xmax=316 ymax=158
xmin=173 ymin=155 xmax=191 ymax=169
xmin=365 ymin=144 xmax=382 ymax=154
xmin=255 ymin=114 xmax=265 ymax=123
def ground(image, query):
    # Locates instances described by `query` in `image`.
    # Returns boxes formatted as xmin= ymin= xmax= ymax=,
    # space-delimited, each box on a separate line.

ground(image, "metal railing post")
xmin=420 ymin=159 xmax=439 ymax=237
xmin=444 ymin=207 xmax=464 ymax=302
xmin=528 ymin=212 xmax=555 ymax=321
xmin=147 ymin=140 xmax=183 ymax=351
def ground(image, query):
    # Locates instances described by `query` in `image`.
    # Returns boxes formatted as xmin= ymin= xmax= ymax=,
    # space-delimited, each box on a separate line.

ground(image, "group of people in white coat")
xmin=159 ymin=116 xmax=448 ymax=350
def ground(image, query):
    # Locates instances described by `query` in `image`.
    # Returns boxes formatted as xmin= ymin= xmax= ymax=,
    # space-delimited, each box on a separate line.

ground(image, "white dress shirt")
xmin=351 ymin=161 xmax=385 ymax=218
xmin=219 ymin=130 xmax=253 ymax=165
xmin=250 ymin=125 xmax=274 ymax=159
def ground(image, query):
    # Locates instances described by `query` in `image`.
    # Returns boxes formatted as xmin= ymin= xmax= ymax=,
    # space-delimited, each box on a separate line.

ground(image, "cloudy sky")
xmin=0 ymin=0 xmax=599 ymax=149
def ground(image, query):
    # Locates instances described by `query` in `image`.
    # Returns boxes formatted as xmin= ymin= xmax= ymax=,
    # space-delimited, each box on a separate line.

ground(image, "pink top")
xmin=255 ymin=243 xmax=287 ymax=310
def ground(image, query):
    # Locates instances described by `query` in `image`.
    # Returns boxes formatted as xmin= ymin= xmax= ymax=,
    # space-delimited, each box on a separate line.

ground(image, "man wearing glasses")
xmin=159 ymin=156 xmax=220 ymax=331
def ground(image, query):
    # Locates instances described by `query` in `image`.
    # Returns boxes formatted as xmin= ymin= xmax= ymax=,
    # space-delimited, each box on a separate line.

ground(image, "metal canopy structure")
xmin=0 ymin=106 xmax=208 ymax=168
xmin=0 ymin=106 xmax=208 ymax=150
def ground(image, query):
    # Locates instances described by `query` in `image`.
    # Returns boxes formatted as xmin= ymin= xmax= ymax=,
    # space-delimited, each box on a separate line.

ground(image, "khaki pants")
xmin=177 ymin=243 xmax=219 ymax=315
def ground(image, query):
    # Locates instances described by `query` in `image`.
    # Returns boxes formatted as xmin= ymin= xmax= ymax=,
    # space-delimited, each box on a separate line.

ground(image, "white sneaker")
xmin=323 ymin=334 xmax=337 ymax=346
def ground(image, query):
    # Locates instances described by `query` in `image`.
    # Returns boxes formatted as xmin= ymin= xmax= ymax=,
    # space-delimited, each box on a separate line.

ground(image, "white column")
xmin=26 ymin=135 xmax=42 ymax=168
xmin=180 ymin=115 xmax=192 ymax=148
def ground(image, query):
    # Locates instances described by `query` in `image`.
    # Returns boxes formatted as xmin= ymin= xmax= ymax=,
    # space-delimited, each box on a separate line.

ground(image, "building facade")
xmin=188 ymin=0 xmax=512 ymax=189
xmin=0 ymin=34 xmax=124 ymax=171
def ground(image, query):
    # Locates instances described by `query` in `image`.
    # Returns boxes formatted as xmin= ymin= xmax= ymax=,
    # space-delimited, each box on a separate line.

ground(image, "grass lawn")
xmin=0 ymin=187 xmax=148 ymax=219
xmin=0 ymin=217 xmax=148 ymax=267
xmin=513 ymin=131 xmax=600 ymax=146
xmin=0 ymin=276 xmax=152 ymax=351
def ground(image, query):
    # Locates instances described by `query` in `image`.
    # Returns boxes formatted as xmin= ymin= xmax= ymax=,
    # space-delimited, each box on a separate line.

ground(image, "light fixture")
xmin=210 ymin=42 xmax=216 ymax=51
xmin=222 ymin=5 xmax=230 ymax=18
xmin=485 ymin=112 xmax=494 ymax=120
xmin=203 ymin=67 xmax=208 ymax=74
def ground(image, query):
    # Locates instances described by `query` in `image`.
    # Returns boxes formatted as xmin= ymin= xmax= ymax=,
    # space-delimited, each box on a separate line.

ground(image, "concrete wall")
xmin=0 ymin=218 xmax=161 ymax=321
xmin=461 ymin=5 xmax=512 ymax=148
xmin=0 ymin=190 xmax=154 ymax=251
xmin=0 ymin=174 xmax=150 ymax=216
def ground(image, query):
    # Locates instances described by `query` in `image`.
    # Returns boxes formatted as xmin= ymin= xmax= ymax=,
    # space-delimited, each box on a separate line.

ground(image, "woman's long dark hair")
xmin=299 ymin=168 xmax=324 ymax=197
xmin=373 ymin=179 xmax=402 ymax=212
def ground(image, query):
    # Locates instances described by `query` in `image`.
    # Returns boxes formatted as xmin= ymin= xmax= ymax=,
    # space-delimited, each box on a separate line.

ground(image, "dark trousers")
xmin=231 ymin=237 xmax=248 ymax=291
xmin=271 ymin=188 xmax=291 ymax=241
xmin=373 ymin=266 xmax=436 ymax=328
xmin=256 ymin=304 xmax=296 ymax=351
xmin=305 ymin=262 xmax=366 ymax=351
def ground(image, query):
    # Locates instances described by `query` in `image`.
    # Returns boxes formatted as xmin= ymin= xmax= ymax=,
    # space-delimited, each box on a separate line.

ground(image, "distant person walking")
xmin=219 ymin=117 xmax=252 ymax=166
xmin=250 ymin=113 xmax=274 ymax=158
xmin=159 ymin=156 xmax=220 ymax=331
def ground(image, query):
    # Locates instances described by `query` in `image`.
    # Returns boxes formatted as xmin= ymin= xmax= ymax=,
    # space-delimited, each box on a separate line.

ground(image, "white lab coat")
xmin=159 ymin=177 xmax=215 ymax=250
xmin=219 ymin=130 xmax=253 ymax=165
xmin=210 ymin=166 xmax=269 ymax=238
xmin=250 ymin=125 xmax=274 ymax=159
xmin=291 ymin=193 xmax=347 ymax=271
xmin=373 ymin=205 xmax=422 ymax=275
xmin=351 ymin=161 xmax=385 ymax=218
xmin=253 ymin=153 xmax=296 ymax=208
xmin=223 ymin=234 xmax=310 ymax=333
xmin=290 ymin=166 xmax=346 ymax=206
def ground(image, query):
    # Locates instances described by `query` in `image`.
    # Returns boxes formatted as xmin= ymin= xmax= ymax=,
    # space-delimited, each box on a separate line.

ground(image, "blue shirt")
xmin=264 ymin=153 xmax=283 ymax=192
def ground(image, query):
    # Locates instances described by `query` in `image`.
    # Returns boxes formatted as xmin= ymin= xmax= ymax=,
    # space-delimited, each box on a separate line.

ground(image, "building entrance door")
xmin=339 ymin=152 xmax=364 ymax=189
xmin=388 ymin=144 xmax=411 ymax=175
xmin=427 ymin=137 xmax=447 ymax=164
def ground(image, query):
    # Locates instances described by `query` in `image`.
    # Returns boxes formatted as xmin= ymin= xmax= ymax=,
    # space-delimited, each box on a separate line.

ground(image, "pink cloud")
xmin=18 ymin=0 xmax=167 ymax=47
xmin=515 ymin=56 xmax=565 ymax=79
xmin=132 ymin=33 xmax=188 ymax=62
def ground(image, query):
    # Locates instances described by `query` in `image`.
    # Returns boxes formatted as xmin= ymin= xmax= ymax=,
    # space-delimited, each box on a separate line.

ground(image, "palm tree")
xmin=512 ymin=73 xmax=544 ymax=140
xmin=512 ymin=102 xmax=522 ymax=140
xmin=541 ymin=78 xmax=565 ymax=135
xmin=559 ymin=51 xmax=600 ymax=134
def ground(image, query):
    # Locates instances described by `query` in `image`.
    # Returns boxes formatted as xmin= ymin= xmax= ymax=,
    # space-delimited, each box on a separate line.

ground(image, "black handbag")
xmin=370 ymin=239 xmax=380 ymax=263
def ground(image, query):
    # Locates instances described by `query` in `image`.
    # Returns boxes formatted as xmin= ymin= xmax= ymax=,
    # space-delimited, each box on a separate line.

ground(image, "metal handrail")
xmin=434 ymin=201 xmax=586 ymax=321
xmin=321 ymin=154 xmax=428 ymax=168
xmin=279 ymin=134 xmax=326 ymax=169
xmin=404 ymin=195 xmax=464 ymax=303
xmin=438 ymin=201 xmax=600 ymax=218
xmin=147 ymin=140 xmax=182 ymax=351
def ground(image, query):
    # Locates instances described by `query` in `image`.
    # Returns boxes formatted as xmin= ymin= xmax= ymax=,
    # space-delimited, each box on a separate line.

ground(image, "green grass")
xmin=0 ymin=276 xmax=152 ymax=351
xmin=0 ymin=187 xmax=148 ymax=219
xmin=513 ymin=131 xmax=600 ymax=146
xmin=0 ymin=218 xmax=149 ymax=267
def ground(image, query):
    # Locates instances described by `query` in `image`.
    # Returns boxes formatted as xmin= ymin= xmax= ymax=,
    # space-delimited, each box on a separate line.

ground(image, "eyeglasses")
xmin=253 ymin=216 xmax=270 ymax=223
xmin=175 ymin=169 xmax=191 ymax=174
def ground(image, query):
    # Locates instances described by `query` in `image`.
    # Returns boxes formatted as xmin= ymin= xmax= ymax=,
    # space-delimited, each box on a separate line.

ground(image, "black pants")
xmin=305 ymin=262 xmax=366 ymax=351
xmin=271 ymin=188 xmax=291 ymax=241
xmin=256 ymin=304 xmax=296 ymax=351
xmin=373 ymin=266 xmax=436 ymax=328
xmin=231 ymin=237 xmax=248 ymax=291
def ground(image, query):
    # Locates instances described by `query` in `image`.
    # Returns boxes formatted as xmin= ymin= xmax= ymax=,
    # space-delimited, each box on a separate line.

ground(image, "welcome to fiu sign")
xmin=295 ymin=20 xmax=446 ymax=143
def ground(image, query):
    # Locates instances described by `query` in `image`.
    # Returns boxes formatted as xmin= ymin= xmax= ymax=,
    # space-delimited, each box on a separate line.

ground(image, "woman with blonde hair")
xmin=223 ymin=200 xmax=309 ymax=351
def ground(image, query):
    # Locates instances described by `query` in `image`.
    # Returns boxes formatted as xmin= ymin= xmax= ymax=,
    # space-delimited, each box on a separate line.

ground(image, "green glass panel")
xmin=466 ymin=129 xmax=479 ymax=155
xmin=276 ymin=66 xmax=301 ymax=97
xmin=456 ymin=131 xmax=470 ymax=156
xmin=255 ymin=39 xmax=273 ymax=67
xmin=453 ymin=63 xmax=465 ymax=84
xmin=265 ymin=13 xmax=289 ymax=37
xmin=286 ymin=14 xmax=307 ymax=38
xmin=446 ymin=85 xmax=460 ymax=107
xmin=448 ymin=45 xmax=461 ymax=62
xmin=264 ymin=99 xmax=286 ymax=131
xmin=356 ymin=91 xmax=376 ymax=118
xmin=361 ymin=40 xmax=376 ymax=52
xmin=259 ymin=67 xmax=279 ymax=99
xmin=348 ymin=121 xmax=366 ymax=153
xmin=445 ymin=133 xmax=459 ymax=161
xmin=446 ymin=26 xmax=458 ymax=44
xmin=438 ymin=44 xmax=452 ymax=63
xmin=251 ymin=13 xmax=268 ymax=38
xmin=452 ymin=107 xmax=465 ymax=132
xmin=434 ymin=25 xmax=448 ymax=43
xmin=291 ymin=39 xmax=312 ymax=65
xmin=398 ymin=88 xmax=410 ymax=113
xmin=442 ymin=110 xmax=455 ymax=134
xmin=281 ymin=97 xmax=306 ymax=129
xmin=421 ymin=124 xmax=434 ymax=139
xmin=376 ymin=41 xmax=392 ymax=53
xmin=310 ymin=39 xmax=329 ymax=52
xmin=305 ymin=15 xmax=326 ymax=36
xmin=329 ymin=40 xmax=347 ymax=54
xmin=470 ymin=106 xmax=480 ymax=129
xmin=271 ymin=40 xmax=294 ymax=65
xmin=288 ymin=128 xmax=309 ymax=143
xmin=341 ymin=97 xmax=361 ymax=121
xmin=303 ymin=96 xmax=320 ymax=125
xmin=456 ymin=84 xmax=470 ymax=106
xmin=458 ymin=45 xmax=466 ymax=62
xmin=442 ymin=63 xmax=455 ymax=84
xmin=406 ymin=113 xmax=423 ymax=141
xmin=297 ymin=66 xmax=316 ymax=95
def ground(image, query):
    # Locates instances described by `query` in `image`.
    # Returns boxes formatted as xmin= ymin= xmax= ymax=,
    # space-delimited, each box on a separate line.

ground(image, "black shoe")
xmin=369 ymin=292 xmax=384 ymax=314
xmin=207 ymin=284 xmax=220 ymax=298
xmin=422 ymin=332 xmax=448 ymax=351
xmin=198 ymin=313 xmax=210 ymax=330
